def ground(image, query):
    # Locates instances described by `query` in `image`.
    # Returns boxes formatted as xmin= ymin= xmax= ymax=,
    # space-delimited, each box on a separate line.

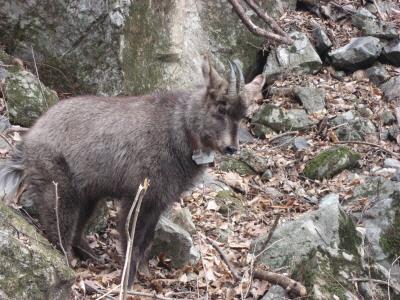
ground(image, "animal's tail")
xmin=0 ymin=145 xmax=24 ymax=204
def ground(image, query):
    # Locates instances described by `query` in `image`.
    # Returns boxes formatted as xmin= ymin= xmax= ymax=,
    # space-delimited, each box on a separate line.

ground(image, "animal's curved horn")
xmin=228 ymin=60 xmax=237 ymax=97
xmin=233 ymin=60 xmax=245 ymax=95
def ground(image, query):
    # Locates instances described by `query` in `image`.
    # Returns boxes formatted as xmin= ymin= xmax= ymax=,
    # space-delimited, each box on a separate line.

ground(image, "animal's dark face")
xmin=198 ymin=59 xmax=263 ymax=155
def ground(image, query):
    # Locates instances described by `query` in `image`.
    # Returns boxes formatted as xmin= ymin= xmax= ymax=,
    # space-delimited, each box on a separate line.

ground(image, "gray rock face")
xmin=381 ymin=40 xmax=400 ymax=67
xmin=332 ymin=111 xmax=377 ymax=141
xmin=328 ymin=37 xmax=383 ymax=71
xmin=151 ymin=216 xmax=199 ymax=268
xmin=352 ymin=8 xmax=398 ymax=40
xmin=312 ymin=24 xmax=333 ymax=55
xmin=303 ymin=146 xmax=361 ymax=180
xmin=263 ymin=31 xmax=322 ymax=83
xmin=0 ymin=51 xmax=58 ymax=127
xmin=167 ymin=207 xmax=196 ymax=235
xmin=293 ymin=136 xmax=310 ymax=151
xmin=345 ymin=177 xmax=400 ymax=291
xmin=239 ymin=148 xmax=269 ymax=174
xmin=253 ymin=196 xmax=360 ymax=269
xmin=0 ymin=0 xmax=263 ymax=96
xmin=294 ymin=86 xmax=326 ymax=113
xmin=365 ymin=63 xmax=390 ymax=85
xmin=384 ymin=158 xmax=400 ymax=169
xmin=0 ymin=202 xmax=75 ymax=300
xmin=252 ymin=104 xmax=314 ymax=132
xmin=380 ymin=76 xmax=400 ymax=101
xmin=261 ymin=285 xmax=289 ymax=300
xmin=263 ymin=0 xmax=297 ymax=18
xmin=379 ymin=109 xmax=396 ymax=125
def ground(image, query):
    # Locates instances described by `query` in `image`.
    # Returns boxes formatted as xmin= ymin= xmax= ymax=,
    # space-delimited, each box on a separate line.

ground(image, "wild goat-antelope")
xmin=0 ymin=58 xmax=263 ymax=286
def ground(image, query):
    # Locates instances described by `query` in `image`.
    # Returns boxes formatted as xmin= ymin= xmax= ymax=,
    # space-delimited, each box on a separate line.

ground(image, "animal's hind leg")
xmin=26 ymin=175 xmax=80 ymax=261
xmin=72 ymin=199 xmax=101 ymax=260
xmin=24 ymin=148 xmax=80 ymax=261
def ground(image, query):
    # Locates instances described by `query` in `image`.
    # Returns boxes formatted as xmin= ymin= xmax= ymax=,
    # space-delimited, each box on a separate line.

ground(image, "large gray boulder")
xmin=252 ymin=104 xmax=314 ymax=132
xmin=0 ymin=51 xmax=58 ymax=127
xmin=352 ymin=8 xmax=398 ymax=40
xmin=381 ymin=40 xmax=400 ymax=67
xmin=263 ymin=31 xmax=323 ymax=83
xmin=0 ymin=0 xmax=265 ymax=96
xmin=151 ymin=216 xmax=199 ymax=268
xmin=380 ymin=76 xmax=400 ymax=101
xmin=253 ymin=196 xmax=360 ymax=268
xmin=0 ymin=202 xmax=75 ymax=300
xmin=345 ymin=177 xmax=400 ymax=292
xmin=328 ymin=36 xmax=383 ymax=71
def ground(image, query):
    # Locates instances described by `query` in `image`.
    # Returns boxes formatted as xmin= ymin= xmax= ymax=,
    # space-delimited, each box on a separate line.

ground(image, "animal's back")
xmin=23 ymin=94 xmax=200 ymax=200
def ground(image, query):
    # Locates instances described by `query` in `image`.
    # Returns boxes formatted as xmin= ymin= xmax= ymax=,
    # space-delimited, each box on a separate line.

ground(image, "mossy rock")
xmin=0 ymin=202 xmax=75 ymax=300
xmin=250 ymin=123 xmax=274 ymax=139
xmin=215 ymin=190 xmax=245 ymax=216
xmin=252 ymin=104 xmax=313 ymax=132
xmin=1 ymin=51 xmax=59 ymax=127
xmin=292 ymin=247 xmax=372 ymax=300
xmin=303 ymin=147 xmax=361 ymax=180
xmin=219 ymin=156 xmax=256 ymax=176
xmin=379 ymin=191 xmax=400 ymax=260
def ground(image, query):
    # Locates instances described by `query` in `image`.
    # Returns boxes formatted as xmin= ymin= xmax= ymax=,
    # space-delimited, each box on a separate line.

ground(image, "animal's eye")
xmin=217 ymin=105 xmax=226 ymax=115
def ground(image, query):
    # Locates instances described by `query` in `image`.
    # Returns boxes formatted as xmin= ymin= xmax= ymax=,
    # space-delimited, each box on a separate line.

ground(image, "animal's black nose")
xmin=224 ymin=146 xmax=237 ymax=155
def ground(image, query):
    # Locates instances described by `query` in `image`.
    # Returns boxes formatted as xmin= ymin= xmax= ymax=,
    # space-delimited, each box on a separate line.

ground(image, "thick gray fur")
xmin=0 ymin=60 xmax=262 ymax=286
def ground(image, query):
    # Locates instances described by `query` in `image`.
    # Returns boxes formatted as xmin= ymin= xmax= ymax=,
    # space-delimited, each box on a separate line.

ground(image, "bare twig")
xmin=206 ymin=237 xmax=241 ymax=281
xmin=253 ymin=269 xmax=307 ymax=297
xmin=351 ymin=277 xmax=400 ymax=295
xmin=334 ymin=141 xmax=400 ymax=160
xmin=119 ymin=178 xmax=149 ymax=300
xmin=388 ymin=256 xmax=400 ymax=299
xmin=4 ymin=126 xmax=29 ymax=135
xmin=373 ymin=0 xmax=385 ymax=20
xmin=52 ymin=181 xmax=69 ymax=267
xmin=0 ymin=133 xmax=13 ymax=148
xmin=31 ymin=46 xmax=48 ymax=108
xmin=269 ymin=131 xmax=298 ymax=144
xmin=255 ymin=213 xmax=281 ymax=260
xmin=243 ymin=0 xmax=290 ymax=39
xmin=87 ymin=282 xmax=175 ymax=300
xmin=227 ymin=0 xmax=293 ymax=44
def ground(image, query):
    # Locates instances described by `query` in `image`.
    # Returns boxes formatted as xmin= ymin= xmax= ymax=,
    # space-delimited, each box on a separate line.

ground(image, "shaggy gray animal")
xmin=0 ymin=59 xmax=263 ymax=286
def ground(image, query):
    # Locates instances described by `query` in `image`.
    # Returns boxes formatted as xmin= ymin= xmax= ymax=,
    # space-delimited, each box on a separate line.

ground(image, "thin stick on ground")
xmin=256 ymin=213 xmax=281 ymax=260
xmin=253 ymin=269 xmax=307 ymax=297
xmin=86 ymin=282 xmax=175 ymax=300
xmin=206 ymin=236 xmax=241 ymax=281
xmin=335 ymin=141 xmax=400 ymax=160
xmin=388 ymin=256 xmax=400 ymax=299
xmin=119 ymin=178 xmax=149 ymax=300
xmin=52 ymin=181 xmax=69 ymax=267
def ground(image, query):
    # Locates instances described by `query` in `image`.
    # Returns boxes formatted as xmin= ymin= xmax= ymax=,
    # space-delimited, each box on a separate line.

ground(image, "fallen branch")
xmin=243 ymin=0 xmax=291 ymax=40
xmin=119 ymin=178 xmax=149 ymax=300
xmin=227 ymin=0 xmax=293 ymax=45
xmin=373 ymin=0 xmax=385 ymax=20
xmin=255 ymin=213 xmax=281 ymax=261
xmin=253 ymin=269 xmax=307 ymax=297
xmin=52 ymin=181 xmax=69 ymax=267
xmin=206 ymin=237 xmax=241 ymax=281
xmin=335 ymin=141 xmax=400 ymax=160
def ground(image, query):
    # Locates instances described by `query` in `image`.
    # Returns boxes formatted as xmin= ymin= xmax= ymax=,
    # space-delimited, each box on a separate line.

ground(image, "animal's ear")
xmin=201 ymin=57 xmax=228 ymax=100
xmin=244 ymin=74 xmax=265 ymax=103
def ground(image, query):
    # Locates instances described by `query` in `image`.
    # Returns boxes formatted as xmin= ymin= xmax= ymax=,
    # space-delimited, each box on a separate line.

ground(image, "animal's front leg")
xmin=118 ymin=199 xmax=161 ymax=287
